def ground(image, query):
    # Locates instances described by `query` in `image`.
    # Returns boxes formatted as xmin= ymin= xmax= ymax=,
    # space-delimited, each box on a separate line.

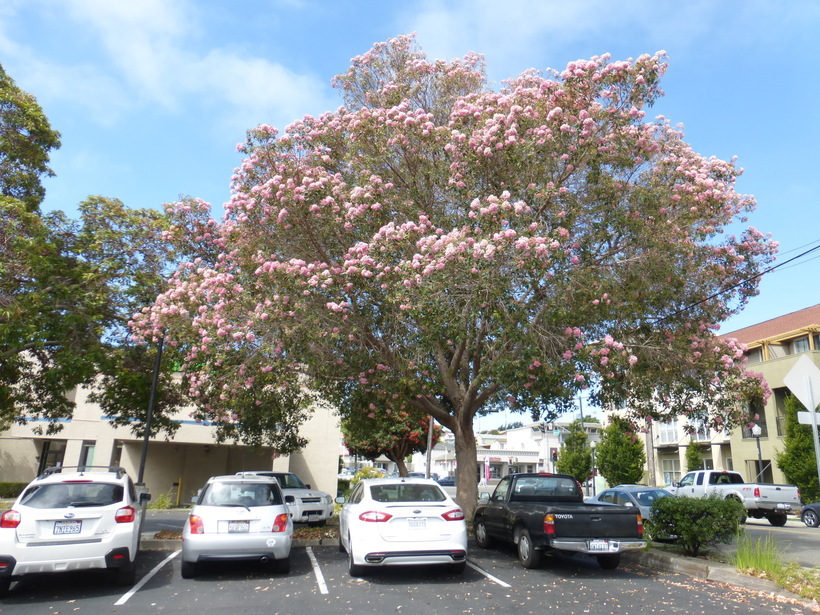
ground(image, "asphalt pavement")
xmin=140 ymin=508 xmax=818 ymax=611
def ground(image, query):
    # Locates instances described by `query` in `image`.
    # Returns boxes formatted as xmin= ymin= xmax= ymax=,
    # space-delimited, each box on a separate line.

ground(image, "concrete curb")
xmin=623 ymin=550 xmax=818 ymax=612
xmin=140 ymin=533 xmax=338 ymax=551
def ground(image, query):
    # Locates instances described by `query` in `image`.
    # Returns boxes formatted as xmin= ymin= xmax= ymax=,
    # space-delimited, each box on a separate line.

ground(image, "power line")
xmin=653 ymin=239 xmax=820 ymax=325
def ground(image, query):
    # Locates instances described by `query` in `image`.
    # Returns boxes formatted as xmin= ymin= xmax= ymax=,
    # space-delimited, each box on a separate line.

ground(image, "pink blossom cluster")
xmin=130 ymin=36 xmax=775 ymax=432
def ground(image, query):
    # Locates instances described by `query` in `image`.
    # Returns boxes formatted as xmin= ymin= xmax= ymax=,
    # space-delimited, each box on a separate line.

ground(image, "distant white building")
xmin=406 ymin=418 xmax=602 ymax=481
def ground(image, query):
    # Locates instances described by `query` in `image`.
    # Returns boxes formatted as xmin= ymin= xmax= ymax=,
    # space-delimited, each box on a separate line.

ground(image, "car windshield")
xmin=273 ymin=473 xmax=307 ymax=489
xmin=20 ymin=482 xmax=124 ymax=508
xmin=632 ymin=489 xmax=670 ymax=505
xmin=370 ymin=483 xmax=446 ymax=503
xmin=200 ymin=481 xmax=282 ymax=506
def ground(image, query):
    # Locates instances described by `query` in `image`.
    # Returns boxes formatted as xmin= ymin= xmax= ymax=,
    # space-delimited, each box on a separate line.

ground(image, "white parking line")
xmin=466 ymin=561 xmax=511 ymax=587
xmin=114 ymin=551 xmax=180 ymax=606
xmin=306 ymin=546 xmax=329 ymax=594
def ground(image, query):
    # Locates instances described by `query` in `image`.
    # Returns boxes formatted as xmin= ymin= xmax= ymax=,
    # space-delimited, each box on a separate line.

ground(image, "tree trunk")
xmin=453 ymin=414 xmax=480 ymax=520
xmin=392 ymin=456 xmax=409 ymax=476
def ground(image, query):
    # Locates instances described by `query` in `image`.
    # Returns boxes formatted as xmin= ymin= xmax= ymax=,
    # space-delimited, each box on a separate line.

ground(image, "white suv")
xmin=0 ymin=466 xmax=150 ymax=596
xmin=236 ymin=471 xmax=334 ymax=526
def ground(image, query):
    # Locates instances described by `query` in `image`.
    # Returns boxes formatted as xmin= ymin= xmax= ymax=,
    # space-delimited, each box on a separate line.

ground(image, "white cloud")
xmin=2 ymin=0 xmax=334 ymax=134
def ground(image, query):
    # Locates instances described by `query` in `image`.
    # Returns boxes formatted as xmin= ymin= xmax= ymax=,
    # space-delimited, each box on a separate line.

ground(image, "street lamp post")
xmin=751 ymin=423 xmax=764 ymax=482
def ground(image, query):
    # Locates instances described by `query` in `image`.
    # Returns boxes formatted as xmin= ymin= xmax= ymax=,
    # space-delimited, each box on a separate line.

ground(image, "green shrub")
xmin=350 ymin=466 xmax=385 ymax=486
xmin=337 ymin=478 xmax=352 ymax=497
xmin=645 ymin=494 xmax=744 ymax=556
xmin=0 ymin=482 xmax=28 ymax=499
xmin=148 ymin=490 xmax=176 ymax=510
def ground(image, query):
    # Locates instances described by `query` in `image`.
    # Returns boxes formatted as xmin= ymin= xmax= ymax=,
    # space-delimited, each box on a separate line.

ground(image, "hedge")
xmin=0 ymin=482 xmax=28 ymax=499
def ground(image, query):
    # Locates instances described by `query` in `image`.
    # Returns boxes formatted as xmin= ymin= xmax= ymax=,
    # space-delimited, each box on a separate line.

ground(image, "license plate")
xmin=228 ymin=521 xmax=249 ymax=533
xmin=588 ymin=539 xmax=609 ymax=551
xmin=307 ymin=513 xmax=321 ymax=522
xmin=776 ymin=503 xmax=791 ymax=510
xmin=54 ymin=520 xmax=82 ymax=535
xmin=407 ymin=517 xmax=427 ymax=529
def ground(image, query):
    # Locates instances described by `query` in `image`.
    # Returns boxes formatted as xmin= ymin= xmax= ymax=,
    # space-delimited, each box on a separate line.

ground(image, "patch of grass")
xmin=733 ymin=532 xmax=783 ymax=573
xmin=732 ymin=531 xmax=820 ymax=601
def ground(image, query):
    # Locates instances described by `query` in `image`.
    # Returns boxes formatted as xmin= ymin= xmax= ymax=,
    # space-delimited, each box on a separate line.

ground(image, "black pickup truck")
xmin=473 ymin=473 xmax=646 ymax=569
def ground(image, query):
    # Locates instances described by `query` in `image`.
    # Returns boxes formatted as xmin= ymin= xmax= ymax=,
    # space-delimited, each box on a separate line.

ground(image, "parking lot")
xmin=0 ymin=537 xmax=812 ymax=614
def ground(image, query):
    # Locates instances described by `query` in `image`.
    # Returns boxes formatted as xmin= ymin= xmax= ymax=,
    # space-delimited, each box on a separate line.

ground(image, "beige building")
xmin=0 ymin=382 xmax=341 ymax=502
xmin=635 ymin=304 xmax=820 ymax=487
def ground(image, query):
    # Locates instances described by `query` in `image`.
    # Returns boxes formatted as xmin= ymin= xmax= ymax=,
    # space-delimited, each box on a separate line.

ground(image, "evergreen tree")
xmin=775 ymin=395 xmax=819 ymax=503
xmin=556 ymin=420 xmax=592 ymax=483
xmin=685 ymin=441 xmax=706 ymax=472
xmin=596 ymin=415 xmax=645 ymax=486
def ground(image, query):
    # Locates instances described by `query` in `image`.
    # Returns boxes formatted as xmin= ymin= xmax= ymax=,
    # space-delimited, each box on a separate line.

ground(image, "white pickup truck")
xmin=667 ymin=469 xmax=801 ymax=526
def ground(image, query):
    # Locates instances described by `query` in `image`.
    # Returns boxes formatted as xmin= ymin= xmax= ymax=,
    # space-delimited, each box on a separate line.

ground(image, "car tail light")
xmin=754 ymin=487 xmax=760 ymax=498
xmin=115 ymin=506 xmax=136 ymax=523
xmin=188 ymin=514 xmax=204 ymax=534
xmin=442 ymin=509 xmax=464 ymax=521
xmin=272 ymin=513 xmax=289 ymax=532
xmin=543 ymin=513 xmax=555 ymax=535
xmin=1 ymin=510 xmax=21 ymax=529
xmin=636 ymin=514 xmax=644 ymax=537
xmin=358 ymin=511 xmax=393 ymax=523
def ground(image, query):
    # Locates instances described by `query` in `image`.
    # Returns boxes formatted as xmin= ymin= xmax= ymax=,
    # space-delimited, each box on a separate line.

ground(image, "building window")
xmin=110 ymin=441 xmax=123 ymax=467
xmin=743 ymin=401 xmax=768 ymax=438
xmin=78 ymin=441 xmax=96 ymax=470
xmin=691 ymin=423 xmax=711 ymax=442
xmin=37 ymin=440 xmax=67 ymax=475
xmin=746 ymin=347 xmax=763 ymax=363
xmin=658 ymin=422 xmax=678 ymax=445
xmin=792 ymin=336 xmax=810 ymax=354
xmin=661 ymin=458 xmax=681 ymax=486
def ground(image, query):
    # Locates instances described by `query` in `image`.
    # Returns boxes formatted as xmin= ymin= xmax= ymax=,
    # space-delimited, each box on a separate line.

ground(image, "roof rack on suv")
xmin=39 ymin=465 xmax=128 ymax=479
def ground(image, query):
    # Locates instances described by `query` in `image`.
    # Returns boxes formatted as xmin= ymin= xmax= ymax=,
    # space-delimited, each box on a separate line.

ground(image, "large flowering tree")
xmin=134 ymin=36 xmax=776 ymax=516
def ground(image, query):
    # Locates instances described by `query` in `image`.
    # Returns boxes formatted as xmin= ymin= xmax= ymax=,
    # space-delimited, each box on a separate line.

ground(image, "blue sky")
xmin=3 ymin=0 xmax=818 ymax=340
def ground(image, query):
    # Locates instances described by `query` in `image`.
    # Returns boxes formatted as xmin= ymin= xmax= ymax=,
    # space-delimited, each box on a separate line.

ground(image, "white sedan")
xmin=337 ymin=477 xmax=467 ymax=577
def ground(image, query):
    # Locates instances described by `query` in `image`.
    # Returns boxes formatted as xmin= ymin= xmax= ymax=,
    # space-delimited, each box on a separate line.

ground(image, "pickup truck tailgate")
xmin=551 ymin=504 xmax=642 ymax=538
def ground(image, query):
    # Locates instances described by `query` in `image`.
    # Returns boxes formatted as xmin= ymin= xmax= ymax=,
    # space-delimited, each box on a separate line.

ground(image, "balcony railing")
xmin=741 ymin=423 xmax=769 ymax=439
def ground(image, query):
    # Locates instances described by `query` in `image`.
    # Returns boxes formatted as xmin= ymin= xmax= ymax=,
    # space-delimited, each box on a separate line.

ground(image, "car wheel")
xmin=113 ymin=563 xmax=137 ymax=586
xmin=802 ymin=509 xmax=820 ymax=528
xmin=597 ymin=553 xmax=621 ymax=570
xmin=347 ymin=535 xmax=365 ymax=577
xmin=181 ymin=560 xmax=198 ymax=579
xmin=474 ymin=517 xmax=493 ymax=549
xmin=517 ymin=528 xmax=541 ymax=569
xmin=767 ymin=512 xmax=788 ymax=527
xmin=275 ymin=556 xmax=290 ymax=574
xmin=0 ymin=578 xmax=11 ymax=598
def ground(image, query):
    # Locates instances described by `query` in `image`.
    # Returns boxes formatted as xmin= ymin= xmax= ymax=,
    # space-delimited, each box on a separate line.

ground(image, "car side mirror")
xmin=285 ymin=495 xmax=296 ymax=505
xmin=306 ymin=484 xmax=312 ymax=489
xmin=140 ymin=492 xmax=151 ymax=503
xmin=334 ymin=496 xmax=346 ymax=504
xmin=191 ymin=495 xmax=198 ymax=504
xmin=479 ymin=492 xmax=490 ymax=501
xmin=624 ymin=501 xmax=634 ymax=507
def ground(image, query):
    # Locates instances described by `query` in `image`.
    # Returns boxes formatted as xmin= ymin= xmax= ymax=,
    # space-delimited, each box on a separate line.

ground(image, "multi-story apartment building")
xmin=636 ymin=304 xmax=820 ymax=487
